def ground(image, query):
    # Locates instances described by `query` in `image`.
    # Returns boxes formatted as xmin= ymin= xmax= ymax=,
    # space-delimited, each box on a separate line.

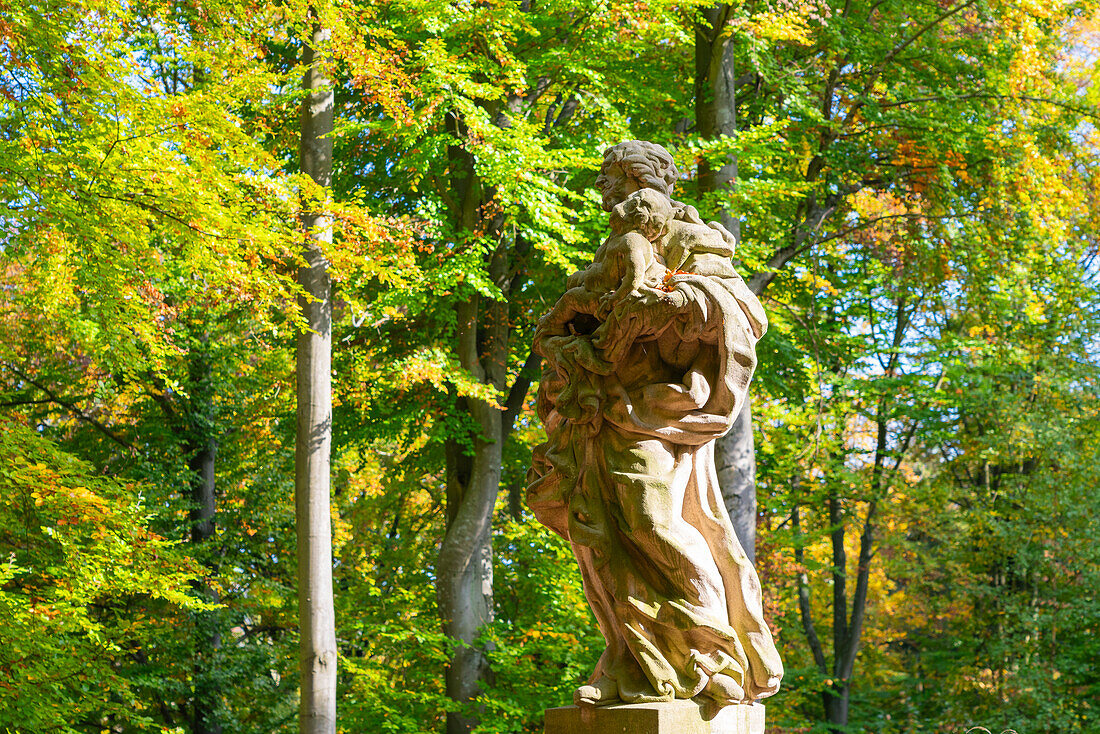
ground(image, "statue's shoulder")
xmin=672 ymin=201 xmax=704 ymax=223
xmin=667 ymin=218 xmax=735 ymax=258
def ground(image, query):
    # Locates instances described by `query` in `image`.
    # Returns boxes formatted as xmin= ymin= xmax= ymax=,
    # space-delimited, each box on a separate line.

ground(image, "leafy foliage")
xmin=1 ymin=0 xmax=1099 ymax=732
xmin=0 ymin=420 xmax=207 ymax=732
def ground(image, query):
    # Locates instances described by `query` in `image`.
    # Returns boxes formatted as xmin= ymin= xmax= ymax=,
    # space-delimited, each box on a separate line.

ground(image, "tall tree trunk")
xmin=187 ymin=337 xmax=218 ymax=548
xmin=296 ymin=15 xmax=337 ymax=734
xmin=695 ymin=4 xmax=759 ymax=560
xmin=716 ymin=395 xmax=757 ymax=560
xmin=433 ymin=107 xmax=521 ymax=734
xmin=438 ymin=280 xmax=510 ymax=734
xmin=694 ymin=4 xmax=739 ymax=239
xmin=187 ymin=346 xmax=223 ymax=734
xmin=151 ymin=336 xmax=223 ymax=733
xmin=439 ymin=411 xmax=500 ymax=734
xmin=823 ymin=684 xmax=850 ymax=731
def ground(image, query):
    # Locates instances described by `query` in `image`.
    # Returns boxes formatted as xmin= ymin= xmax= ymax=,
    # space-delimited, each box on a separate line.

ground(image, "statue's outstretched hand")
xmin=706 ymin=220 xmax=738 ymax=253
xmin=623 ymin=285 xmax=688 ymax=319
xmin=592 ymin=286 xmax=688 ymax=364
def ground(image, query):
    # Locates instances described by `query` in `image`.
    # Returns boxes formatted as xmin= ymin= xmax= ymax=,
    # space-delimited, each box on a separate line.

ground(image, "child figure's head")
xmin=610 ymin=189 xmax=674 ymax=242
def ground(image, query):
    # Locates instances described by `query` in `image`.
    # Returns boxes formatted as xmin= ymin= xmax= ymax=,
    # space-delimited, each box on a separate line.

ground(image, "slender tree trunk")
xmin=823 ymin=684 xmax=850 ymax=731
xmin=187 ymin=337 xmax=219 ymax=549
xmin=188 ymin=428 xmax=222 ymax=734
xmin=152 ymin=336 xmax=222 ymax=734
xmin=695 ymin=4 xmax=760 ymax=560
xmin=296 ymin=16 xmax=337 ymax=734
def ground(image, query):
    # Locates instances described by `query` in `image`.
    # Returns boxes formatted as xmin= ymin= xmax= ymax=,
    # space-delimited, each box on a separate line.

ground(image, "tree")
xmin=296 ymin=10 xmax=338 ymax=733
xmin=0 ymin=420 xmax=209 ymax=732
xmin=676 ymin=0 xmax=1100 ymax=728
xmin=4 ymin=1 xmax=1100 ymax=732
xmin=694 ymin=3 xmax=760 ymax=561
xmin=1 ymin=1 xmax=311 ymax=730
xmin=317 ymin=5 xmax=703 ymax=730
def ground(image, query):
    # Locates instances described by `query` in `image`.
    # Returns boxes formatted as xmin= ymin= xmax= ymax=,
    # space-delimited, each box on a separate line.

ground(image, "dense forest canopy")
xmin=2 ymin=0 xmax=1099 ymax=732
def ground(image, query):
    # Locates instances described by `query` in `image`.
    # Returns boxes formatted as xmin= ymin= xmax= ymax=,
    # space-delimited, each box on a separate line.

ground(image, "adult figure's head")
xmin=596 ymin=141 xmax=680 ymax=212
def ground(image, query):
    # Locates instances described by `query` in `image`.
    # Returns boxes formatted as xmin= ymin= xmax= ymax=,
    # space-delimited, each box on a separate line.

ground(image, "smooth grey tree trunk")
xmin=695 ymin=4 xmax=759 ymax=561
xmin=694 ymin=4 xmax=740 ymax=240
xmin=438 ymin=290 xmax=508 ymax=734
xmin=715 ymin=396 xmax=757 ymax=561
xmin=296 ymin=17 xmax=337 ymax=734
xmin=434 ymin=108 xmax=528 ymax=734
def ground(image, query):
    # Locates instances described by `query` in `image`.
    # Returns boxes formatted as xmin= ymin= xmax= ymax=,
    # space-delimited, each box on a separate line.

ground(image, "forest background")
xmin=3 ymin=0 xmax=1100 ymax=732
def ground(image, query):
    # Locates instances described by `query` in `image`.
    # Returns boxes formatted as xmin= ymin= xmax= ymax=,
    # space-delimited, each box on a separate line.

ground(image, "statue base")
xmin=543 ymin=700 xmax=765 ymax=734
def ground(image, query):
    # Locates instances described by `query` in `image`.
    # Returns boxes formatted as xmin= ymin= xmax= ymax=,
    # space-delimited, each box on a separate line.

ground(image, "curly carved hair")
xmin=601 ymin=140 xmax=680 ymax=197
xmin=611 ymin=189 xmax=675 ymax=241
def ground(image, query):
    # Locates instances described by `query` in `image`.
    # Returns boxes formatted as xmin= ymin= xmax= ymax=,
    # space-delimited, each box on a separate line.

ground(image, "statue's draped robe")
xmin=527 ymin=269 xmax=783 ymax=704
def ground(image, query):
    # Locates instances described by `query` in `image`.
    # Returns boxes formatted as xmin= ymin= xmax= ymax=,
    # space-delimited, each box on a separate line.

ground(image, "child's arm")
xmin=534 ymin=287 xmax=602 ymax=342
xmin=609 ymin=232 xmax=652 ymax=302
xmin=567 ymin=237 xmax=612 ymax=289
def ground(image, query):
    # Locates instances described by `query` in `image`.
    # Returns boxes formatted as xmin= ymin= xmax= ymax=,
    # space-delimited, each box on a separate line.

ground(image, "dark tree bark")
xmin=148 ymin=337 xmax=223 ymax=734
xmin=296 ymin=15 xmax=337 ymax=734
xmin=185 ymin=345 xmax=223 ymax=734
xmin=790 ymin=300 xmax=918 ymax=732
xmin=186 ymin=340 xmax=219 ymax=548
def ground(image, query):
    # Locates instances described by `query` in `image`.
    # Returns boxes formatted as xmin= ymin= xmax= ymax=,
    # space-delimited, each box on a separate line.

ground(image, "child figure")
xmin=567 ymin=188 xmax=675 ymax=314
xmin=535 ymin=188 xmax=676 ymax=407
xmin=586 ymin=189 xmax=676 ymax=363
xmin=537 ymin=189 xmax=677 ymax=385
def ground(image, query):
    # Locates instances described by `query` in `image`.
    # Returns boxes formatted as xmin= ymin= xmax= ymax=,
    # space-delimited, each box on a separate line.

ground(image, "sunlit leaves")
xmin=0 ymin=420 xmax=208 ymax=731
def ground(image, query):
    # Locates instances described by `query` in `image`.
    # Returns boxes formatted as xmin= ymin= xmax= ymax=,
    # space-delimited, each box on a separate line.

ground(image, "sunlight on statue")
xmin=527 ymin=140 xmax=783 ymax=710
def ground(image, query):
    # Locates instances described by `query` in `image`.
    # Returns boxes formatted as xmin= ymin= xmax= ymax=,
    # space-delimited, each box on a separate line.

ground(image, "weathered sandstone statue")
xmin=527 ymin=141 xmax=783 ymax=714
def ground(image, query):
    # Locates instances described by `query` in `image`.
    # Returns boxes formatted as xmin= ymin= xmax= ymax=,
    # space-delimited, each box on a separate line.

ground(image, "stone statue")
xmin=527 ymin=141 xmax=783 ymax=713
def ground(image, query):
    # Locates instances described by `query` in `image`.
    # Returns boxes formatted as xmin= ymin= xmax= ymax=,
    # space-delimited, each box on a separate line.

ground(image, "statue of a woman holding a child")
xmin=527 ymin=141 xmax=783 ymax=711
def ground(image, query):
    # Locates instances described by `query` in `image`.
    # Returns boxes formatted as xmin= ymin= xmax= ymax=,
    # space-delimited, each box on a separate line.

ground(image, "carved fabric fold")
xmin=528 ymin=269 xmax=783 ymax=705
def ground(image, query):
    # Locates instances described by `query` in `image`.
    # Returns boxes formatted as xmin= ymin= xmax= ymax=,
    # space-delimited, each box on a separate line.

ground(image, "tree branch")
xmin=792 ymin=498 xmax=828 ymax=674
xmin=92 ymin=192 xmax=238 ymax=241
xmin=747 ymin=185 xmax=858 ymax=294
xmin=2 ymin=364 xmax=134 ymax=449
xmin=879 ymin=0 xmax=979 ymax=70
xmin=501 ymin=350 xmax=539 ymax=436
xmin=876 ymin=93 xmax=1099 ymax=120
xmin=828 ymin=485 xmax=848 ymax=676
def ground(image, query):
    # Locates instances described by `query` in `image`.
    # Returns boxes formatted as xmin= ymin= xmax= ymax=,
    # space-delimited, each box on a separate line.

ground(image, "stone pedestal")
xmin=544 ymin=701 xmax=765 ymax=734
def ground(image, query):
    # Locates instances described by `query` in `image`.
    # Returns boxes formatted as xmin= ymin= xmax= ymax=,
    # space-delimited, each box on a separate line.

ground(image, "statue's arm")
xmin=612 ymin=285 xmax=690 ymax=337
xmin=678 ymin=202 xmax=737 ymax=254
xmin=567 ymin=237 xmax=612 ymax=290
xmin=609 ymin=234 xmax=653 ymax=302
xmin=534 ymin=287 xmax=599 ymax=344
